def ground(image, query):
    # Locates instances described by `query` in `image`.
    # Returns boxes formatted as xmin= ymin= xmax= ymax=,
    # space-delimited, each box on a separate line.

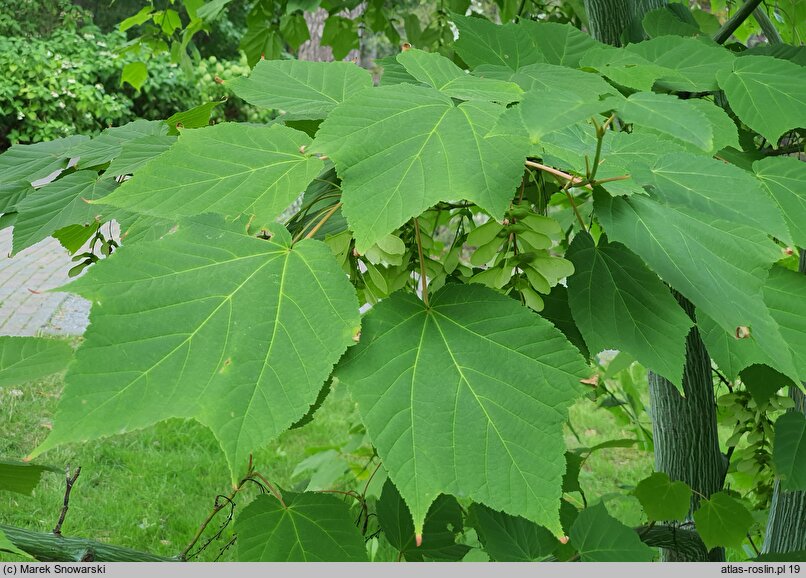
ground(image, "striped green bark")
xmin=1 ymin=524 xmax=171 ymax=562
xmin=763 ymin=250 xmax=806 ymax=555
xmin=583 ymin=0 xmax=666 ymax=45
xmin=648 ymin=295 xmax=725 ymax=562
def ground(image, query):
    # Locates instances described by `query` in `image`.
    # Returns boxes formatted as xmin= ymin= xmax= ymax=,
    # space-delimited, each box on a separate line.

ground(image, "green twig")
xmin=747 ymin=533 xmax=761 ymax=557
xmin=587 ymin=115 xmax=612 ymax=184
xmin=753 ymin=7 xmax=783 ymax=44
xmin=713 ymin=0 xmax=765 ymax=44
xmin=561 ymin=180 xmax=587 ymax=232
xmin=516 ymin=0 xmax=529 ymax=18
xmin=303 ymin=202 xmax=342 ymax=240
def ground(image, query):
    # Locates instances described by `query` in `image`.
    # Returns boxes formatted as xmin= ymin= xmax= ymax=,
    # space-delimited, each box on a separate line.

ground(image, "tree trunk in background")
xmin=299 ymin=9 xmax=332 ymax=62
xmin=648 ymin=295 xmax=725 ymax=561
xmin=583 ymin=0 xmax=666 ymax=45
xmin=763 ymin=250 xmax=806 ymax=554
xmin=298 ymin=6 xmax=364 ymax=62
xmin=584 ymin=0 xmax=726 ymax=562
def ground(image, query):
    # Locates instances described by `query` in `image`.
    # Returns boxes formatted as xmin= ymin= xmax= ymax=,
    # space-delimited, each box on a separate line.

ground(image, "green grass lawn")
xmin=1 ymin=344 xmax=653 ymax=560
xmin=566 ymin=402 xmax=653 ymax=527
xmin=1 ymin=370 xmax=373 ymax=560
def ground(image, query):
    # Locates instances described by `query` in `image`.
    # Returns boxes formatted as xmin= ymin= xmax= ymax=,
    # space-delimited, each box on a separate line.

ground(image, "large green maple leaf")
xmin=68 ymin=120 xmax=167 ymax=169
xmin=396 ymin=48 xmax=523 ymax=104
xmin=335 ymin=284 xmax=589 ymax=537
xmin=698 ymin=313 xmax=766 ymax=381
xmin=774 ymin=412 xmax=806 ymax=492
xmin=227 ymin=60 xmax=373 ymax=119
xmin=764 ymin=266 xmax=806 ymax=381
xmin=624 ymin=35 xmax=735 ymax=92
xmin=0 ymin=459 xmax=61 ymax=496
xmin=513 ymin=63 xmax=615 ymax=96
xmin=520 ymin=20 xmax=600 ymax=67
xmin=699 ymin=266 xmax=806 ymax=383
xmin=595 ymin=190 xmax=798 ymax=382
xmin=717 ymin=56 xmax=806 ymax=144
xmin=469 ymin=503 xmax=558 ymax=561
xmin=0 ymin=337 xmax=72 ymax=388
xmin=102 ymin=135 xmax=176 ymax=179
xmin=569 ymin=503 xmax=654 ymax=562
xmin=312 ymin=84 xmax=529 ymax=252
xmin=632 ymin=151 xmax=789 ymax=242
xmin=754 ymin=156 xmax=806 ymax=247
xmin=493 ymin=65 xmax=616 ymax=144
xmin=693 ymin=492 xmax=754 ymax=551
xmin=580 ymin=46 xmax=671 ymax=91
xmin=616 ymin=92 xmax=712 ymax=152
xmin=12 ymin=172 xmax=115 ymax=254
xmin=236 ymin=493 xmax=367 ymax=561
xmin=29 ymin=217 xmax=360 ymax=480
xmin=100 ymin=123 xmax=323 ymax=229
xmin=0 ymin=135 xmax=88 ymax=206
xmin=452 ymin=14 xmax=544 ymax=70
xmin=495 ymin=90 xmax=610 ymax=145
xmin=566 ymin=233 xmax=693 ymax=390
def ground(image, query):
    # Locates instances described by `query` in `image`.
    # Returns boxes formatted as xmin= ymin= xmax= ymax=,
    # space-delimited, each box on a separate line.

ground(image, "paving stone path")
xmin=0 ymin=227 xmax=90 ymax=337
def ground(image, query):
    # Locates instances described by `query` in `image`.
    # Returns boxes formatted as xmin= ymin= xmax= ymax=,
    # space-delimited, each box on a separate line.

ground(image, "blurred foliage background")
xmin=2 ymin=0 xmax=799 ymax=150
xmin=0 ymin=0 xmax=263 ymax=149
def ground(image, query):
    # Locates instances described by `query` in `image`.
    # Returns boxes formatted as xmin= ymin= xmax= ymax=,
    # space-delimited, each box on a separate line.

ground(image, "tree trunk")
xmin=648 ymin=294 xmax=725 ymax=562
xmin=583 ymin=0 xmax=666 ymax=45
xmin=584 ymin=0 xmax=726 ymax=562
xmin=763 ymin=250 xmax=806 ymax=555
xmin=764 ymin=389 xmax=806 ymax=554
xmin=637 ymin=524 xmax=709 ymax=560
xmin=299 ymin=9 xmax=332 ymax=62
xmin=298 ymin=5 xmax=364 ymax=62
xmin=1 ymin=524 xmax=171 ymax=562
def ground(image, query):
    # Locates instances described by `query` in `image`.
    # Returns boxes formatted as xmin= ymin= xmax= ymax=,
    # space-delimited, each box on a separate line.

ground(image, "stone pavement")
xmin=0 ymin=227 xmax=90 ymax=336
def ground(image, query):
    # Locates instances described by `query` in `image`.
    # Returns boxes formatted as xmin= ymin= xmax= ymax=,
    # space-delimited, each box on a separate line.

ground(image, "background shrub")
xmin=0 ymin=0 xmax=267 ymax=149
xmin=0 ymin=29 xmax=133 ymax=147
